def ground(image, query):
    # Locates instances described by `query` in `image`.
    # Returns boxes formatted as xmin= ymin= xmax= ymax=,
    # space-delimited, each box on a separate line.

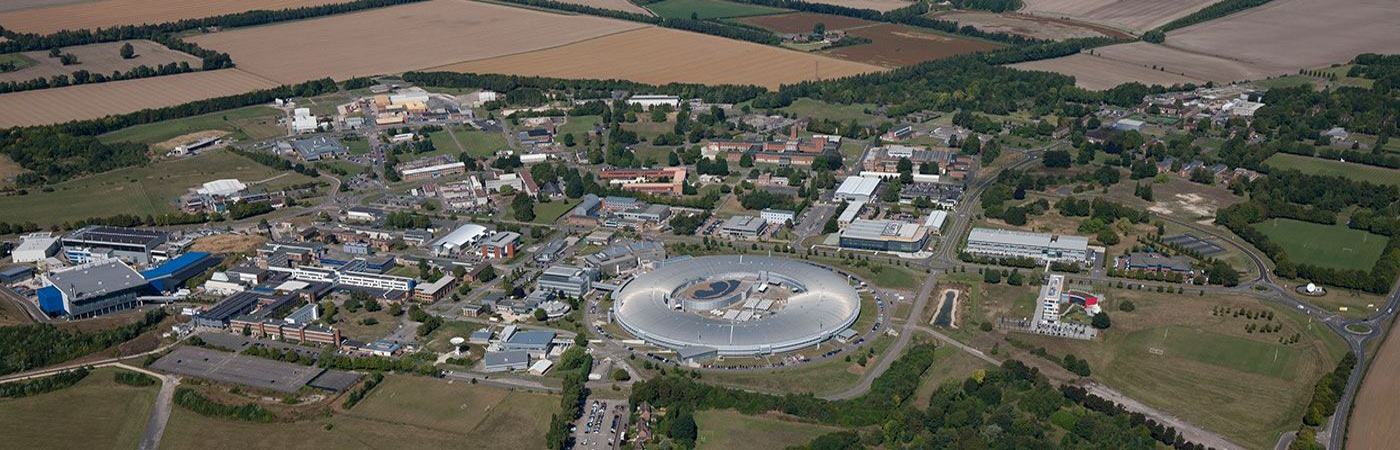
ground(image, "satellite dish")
xmin=449 ymin=337 xmax=465 ymax=345
xmin=1305 ymin=283 xmax=1318 ymax=293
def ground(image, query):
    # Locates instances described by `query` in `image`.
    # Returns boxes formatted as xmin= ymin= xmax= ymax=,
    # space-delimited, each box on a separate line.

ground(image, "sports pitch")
xmin=1254 ymin=218 xmax=1388 ymax=271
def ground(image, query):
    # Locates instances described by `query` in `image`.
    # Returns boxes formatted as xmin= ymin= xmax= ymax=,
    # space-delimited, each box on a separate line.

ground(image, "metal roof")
xmin=47 ymin=259 xmax=147 ymax=300
xmin=835 ymin=176 xmax=881 ymax=197
xmin=842 ymin=219 xmax=927 ymax=243
xmin=967 ymin=227 xmax=1088 ymax=251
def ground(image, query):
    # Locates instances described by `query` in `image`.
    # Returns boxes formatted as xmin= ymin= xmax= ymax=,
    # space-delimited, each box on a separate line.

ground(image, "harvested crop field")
xmin=738 ymin=12 xmax=876 ymax=34
xmin=1161 ymin=0 xmax=1400 ymax=77
xmin=435 ymin=27 xmax=882 ymax=89
xmin=1011 ymin=52 xmax=1205 ymax=90
xmin=0 ymin=40 xmax=200 ymax=83
xmin=0 ymin=0 xmax=89 ymax=13
xmin=0 ymin=0 xmax=354 ymax=35
xmin=934 ymin=11 xmax=1126 ymax=40
xmin=802 ymin=0 xmax=910 ymax=12
xmin=1349 ymin=318 xmax=1400 ymax=450
xmin=0 ymin=69 xmax=278 ymax=128
xmin=825 ymin=23 xmax=1000 ymax=67
xmin=190 ymin=0 xmax=645 ymax=84
xmin=554 ymin=0 xmax=652 ymax=15
xmin=1018 ymin=0 xmax=1215 ymax=34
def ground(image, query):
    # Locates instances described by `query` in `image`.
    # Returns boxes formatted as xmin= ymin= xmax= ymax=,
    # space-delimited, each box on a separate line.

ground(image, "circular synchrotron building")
xmin=612 ymin=255 xmax=861 ymax=356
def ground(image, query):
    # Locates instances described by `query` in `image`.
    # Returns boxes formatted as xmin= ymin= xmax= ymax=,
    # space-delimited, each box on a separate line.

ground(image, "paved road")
xmin=822 ymin=270 xmax=937 ymax=401
xmin=125 ymin=363 xmax=179 ymax=450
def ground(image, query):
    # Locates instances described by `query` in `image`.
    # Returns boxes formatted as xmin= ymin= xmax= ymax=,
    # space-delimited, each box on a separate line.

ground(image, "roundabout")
xmin=611 ymin=255 xmax=861 ymax=356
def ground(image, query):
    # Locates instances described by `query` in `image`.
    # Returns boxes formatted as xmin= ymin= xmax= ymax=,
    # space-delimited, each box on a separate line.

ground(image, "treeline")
xmin=0 ymin=309 xmax=166 ymax=376
xmin=1216 ymin=171 xmax=1400 ymax=293
xmin=489 ymin=0 xmax=780 ymax=45
xmin=173 ymin=387 xmax=276 ymax=422
xmin=342 ymin=372 xmax=385 ymax=409
xmin=402 ymin=71 xmax=765 ymax=104
xmin=316 ymin=349 xmax=439 ymax=376
xmin=546 ymin=344 xmax=593 ymax=449
xmin=1062 ymin=385 xmax=1217 ymax=449
xmin=0 ymin=368 xmax=89 ymax=398
xmin=947 ymin=0 xmax=1023 ymax=12
xmin=1155 ymin=0 xmax=1274 ymax=34
xmin=1292 ymin=352 xmax=1357 ymax=449
xmin=0 ymin=60 xmax=196 ymax=95
xmin=114 ymin=370 xmax=158 ymax=387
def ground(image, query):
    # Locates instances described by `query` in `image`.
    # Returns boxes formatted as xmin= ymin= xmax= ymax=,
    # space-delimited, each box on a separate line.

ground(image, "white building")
xmin=196 ymin=179 xmax=247 ymax=197
xmin=834 ymin=176 xmax=882 ymax=202
xmin=291 ymin=107 xmax=318 ymax=134
xmin=836 ymin=200 xmax=865 ymax=228
xmin=760 ymin=208 xmax=796 ymax=226
xmin=964 ymin=228 xmax=1090 ymax=263
xmin=924 ymin=210 xmax=948 ymax=233
xmin=627 ymin=95 xmax=681 ymax=108
xmin=431 ymin=223 xmax=488 ymax=256
xmin=13 ymin=232 xmax=60 ymax=263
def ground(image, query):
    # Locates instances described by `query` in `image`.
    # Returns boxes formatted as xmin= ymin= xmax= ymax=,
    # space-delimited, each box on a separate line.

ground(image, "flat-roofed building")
xmin=924 ymin=210 xmax=948 ymax=233
xmin=413 ymin=276 xmax=456 ymax=302
xmin=13 ymin=232 xmax=60 ymax=263
xmin=836 ymin=200 xmax=865 ymax=227
xmin=37 ymin=259 xmax=151 ymax=318
xmin=479 ymin=231 xmax=520 ymax=260
xmin=964 ymin=228 xmax=1090 ymax=263
xmin=62 ymin=226 xmax=168 ymax=265
xmin=482 ymin=350 xmax=530 ymax=372
xmin=760 ymin=208 xmax=795 ymax=226
xmin=537 ymin=265 xmax=599 ymax=297
xmin=839 ymin=219 xmax=931 ymax=253
xmin=834 ymin=176 xmax=881 ymax=202
xmin=718 ymin=215 xmax=767 ymax=238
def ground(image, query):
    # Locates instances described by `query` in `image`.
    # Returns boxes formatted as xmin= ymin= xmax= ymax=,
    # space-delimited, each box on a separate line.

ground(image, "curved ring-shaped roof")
xmin=612 ymin=255 xmax=860 ymax=355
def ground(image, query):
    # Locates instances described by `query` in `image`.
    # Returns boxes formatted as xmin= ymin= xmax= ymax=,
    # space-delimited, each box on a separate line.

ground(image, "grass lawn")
xmin=99 ymin=105 xmax=284 ymax=145
xmin=457 ymin=129 xmax=509 ymax=159
xmin=314 ymin=160 xmax=365 ymax=180
xmin=1263 ymin=152 xmax=1400 ymax=187
xmin=695 ymin=409 xmax=841 ymax=450
xmin=422 ymin=320 xmax=485 ymax=354
xmin=345 ymin=138 xmax=372 ymax=155
xmin=1012 ymin=289 xmax=1347 ymax=450
xmin=781 ymin=98 xmax=881 ymax=125
xmin=334 ymin=307 xmax=399 ymax=342
xmin=702 ymin=335 xmax=892 ymax=396
xmin=815 ymin=257 xmax=923 ymax=291
xmin=161 ymin=375 xmax=557 ymax=450
xmin=530 ymin=198 xmax=582 ymax=225
xmin=558 ymin=115 xmax=601 ymax=137
xmin=0 ymin=53 xmax=37 ymax=71
xmin=428 ymin=128 xmax=465 ymax=155
xmin=1254 ymin=218 xmax=1388 ymax=271
xmin=0 ymin=367 xmax=157 ymax=450
xmin=646 ymin=0 xmax=786 ymax=19
xmin=0 ymin=149 xmax=314 ymax=226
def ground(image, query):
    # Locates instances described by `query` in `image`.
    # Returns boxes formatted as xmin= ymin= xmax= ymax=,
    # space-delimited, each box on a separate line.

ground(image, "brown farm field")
xmin=0 ymin=69 xmax=277 ymax=128
xmin=738 ymin=12 xmax=877 ymax=34
xmin=825 ymin=23 xmax=1001 ymax=67
xmin=802 ymin=0 xmax=911 ymax=12
xmin=1018 ymin=0 xmax=1215 ymax=34
xmin=436 ymin=27 xmax=882 ymax=89
xmin=1349 ymin=317 xmax=1400 ymax=449
xmin=0 ymin=0 xmax=353 ymax=34
xmin=0 ymin=40 xmax=200 ymax=83
xmin=189 ymin=0 xmax=646 ymax=84
xmin=1010 ymin=52 xmax=1207 ymax=90
xmin=1016 ymin=0 xmax=1400 ymax=88
xmin=554 ymin=0 xmax=653 ymax=15
xmin=0 ymin=0 xmax=89 ymax=13
xmin=934 ymin=11 xmax=1126 ymax=40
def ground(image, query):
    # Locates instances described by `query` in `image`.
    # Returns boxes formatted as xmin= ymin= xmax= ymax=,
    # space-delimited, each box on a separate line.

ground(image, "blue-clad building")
xmin=141 ymin=252 xmax=220 ymax=293
xmin=39 ymin=260 xmax=152 ymax=318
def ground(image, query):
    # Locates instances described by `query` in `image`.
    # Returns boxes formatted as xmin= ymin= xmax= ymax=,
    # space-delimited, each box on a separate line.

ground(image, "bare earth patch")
xmin=189 ymin=234 xmax=268 ymax=254
xmin=436 ymin=27 xmax=882 ymax=89
xmin=0 ymin=40 xmax=200 ymax=83
xmin=0 ymin=0 xmax=353 ymax=34
xmin=189 ymin=0 xmax=646 ymax=84
xmin=153 ymin=130 xmax=229 ymax=151
xmin=1017 ymin=0 xmax=1215 ymax=34
xmin=0 ymin=69 xmax=278 ymax=128
xmin=1010 ymin=52 xmax=1206 ymax=90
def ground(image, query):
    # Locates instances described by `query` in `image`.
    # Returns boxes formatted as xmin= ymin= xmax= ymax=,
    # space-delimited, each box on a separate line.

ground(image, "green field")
xmin=98 ymin=105 xmax=285 ymax=145
xmin=0 ymin=53 xmax=37 ymax=72
xmin=0 ymin=368 xmax=157 ymax=450
xmin=557 ymin=115 xmax=601 ymax=137
xmin=703 ymin=335 xmax=891 ymax=396
xmin=345 ymin=138 xmax=372 ymax=155
xmin=1254 ymin=218 xmax=1388 ymax=271
xmin=161 ymin=375 xmax=557 ymax=450
xmin=0 ymin=149 xmax=315 ymax=226
xmin=646 ymin=0 xmax=786 ymax=19
xmin=1128 ymin=326 xmax=1300 ymax=378
xmin=1263 ymin=152 xmax=1400 ymax=187
xmin=457 ymin=129 xmax=509 ymax=159
xmin=781 ymin=98 xmax=882 ymax=125
xmin=695 ymin=409 xmax=841 ymax=450
xmin=427 ymin=128 xmax=464 ymax=155
xmin=532 ymin=198 xmax=582 ymax=224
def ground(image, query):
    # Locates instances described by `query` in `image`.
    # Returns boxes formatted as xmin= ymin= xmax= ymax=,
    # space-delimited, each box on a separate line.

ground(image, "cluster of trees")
xmin=947 ymin=0 xmax=1023 ymax=12
xmin=546 ymin=342 xmax=594 ymax=449
xmin=317 ymin=348 xmax=439 ymax=376
xmin=382 ymin=211 xmax=433 ymax=229
xmin=0 ymin=368 xmax=89 ymax=398
xmin=669 ymin=211 xmax=710 ymax=235
xmin=226 ymin=201 xmax=274 ymax=220
xmin=173 ymin=387 xmax=276 ymax=422
xmin=1061 ymin=385 xmax=1215 ymax=449
xmin=0 ymin=60 xmax=198 ymax=94
xmin=0 ymin=309 xmax=166 ymax=376
xmin=1293 ymin=353 xmax=1357 ymax=449
xmin=407 ymin=305 xmax=443 ymax=337
xmin=1060 ymin=353 xmax=1092 ymax=376
xmin=113 ymin=370 xmax=157 ymax=387
xmin=342 ymin=372 xmax=385 ymax=409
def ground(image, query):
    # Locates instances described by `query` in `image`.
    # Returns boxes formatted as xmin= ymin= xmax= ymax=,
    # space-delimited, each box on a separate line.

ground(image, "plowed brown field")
xmin=1010 ymin=52 xmax=1204 ymax=90
xmin=1349 ymin=319 xmax=1400 ymax=449
xmin=802 ymin=0 xmax=910 ymax=12
xmin=1019 ymin=0 xmax=1215 ymax=34
xmin=0 ymin=69 xmax=278 ymax=127
xmin=189 ymin=0 xmax=645 ymax=84
xmin=434 ymin=27 xmax=882 ymax=89
xmin=0 ymin=0 xmax=354 ymax=34
xmin=825 ymin=23 xmax=1001 ymax=67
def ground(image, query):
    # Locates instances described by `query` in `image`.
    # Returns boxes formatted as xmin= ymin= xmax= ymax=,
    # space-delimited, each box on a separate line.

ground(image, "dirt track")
xmin=189 ymin=0 xmax=645 ymax=84
xmin=435 ymin=27 xmax=882 ymax=89
xmin=0 ymin=0 xmax=353 ymax=34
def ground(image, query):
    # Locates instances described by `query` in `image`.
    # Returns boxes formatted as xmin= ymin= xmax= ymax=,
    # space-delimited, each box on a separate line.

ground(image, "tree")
xmin=1043 ymin=150 xmax=1072 ymax=168
xmin=119 ymin=43 xmax=135 ymax=59
xmin=670 ymin=408 xmax=698 ymax=447
xmin=739 ymin=153 xmax=754 ymax=167
xmin=1092 ymin=312 xmax=1112 ymax=329
xmin=512 ymin=194 xmax=536 ymax=222
xmin=561 ymin=133 xmax=576 ymax=147
xmin=611 ymin=368 xmax=630 ymax=381
xmin=534 ymin=308 xmax=548 ymax=321
xmin=477 ymin=265 xmax=497 ymax=282
xmin=813 ymin=22 xmax=826 ymax=36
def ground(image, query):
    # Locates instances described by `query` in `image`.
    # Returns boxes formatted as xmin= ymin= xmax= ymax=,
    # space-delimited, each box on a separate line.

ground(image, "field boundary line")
xmin=419 ymin=25 xmax=654 ymax=71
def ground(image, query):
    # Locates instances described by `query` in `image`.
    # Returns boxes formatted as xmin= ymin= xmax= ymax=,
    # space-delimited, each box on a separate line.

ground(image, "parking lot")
xmin=149 ymin=346 xmax=325 ymax=393
xmin=573 ymin=398 xmax=628 ymax=449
